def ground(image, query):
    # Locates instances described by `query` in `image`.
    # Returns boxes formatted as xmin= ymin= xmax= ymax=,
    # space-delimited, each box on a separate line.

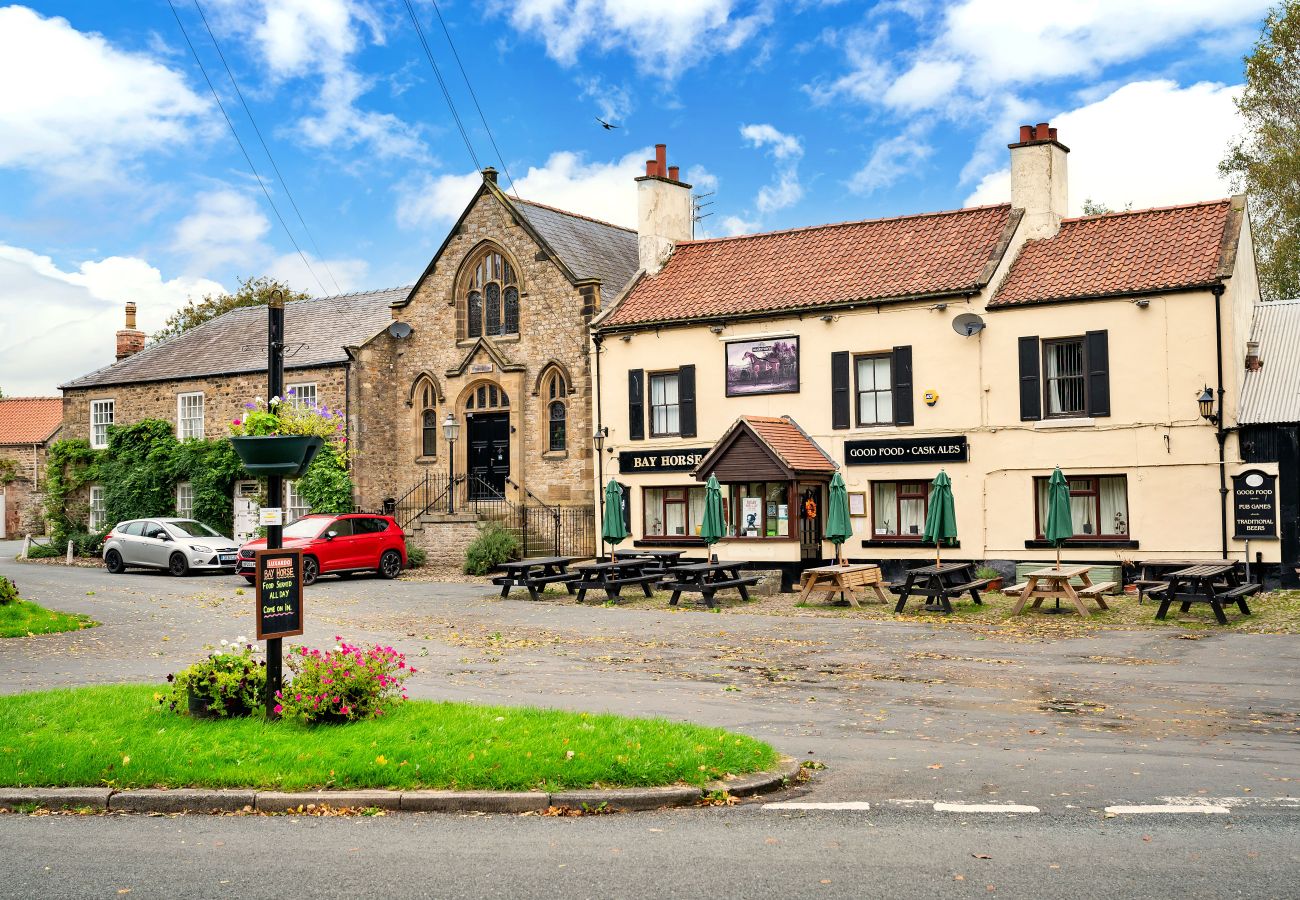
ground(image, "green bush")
xmin=405 ymin=541 xmax=427 ymax=568
xmin=294 ymin=443 xmax=354 ymax=515
xmin=69 ymin=530 xmax=108 ymax=558
xmin=24 ymin=541 xmax=60 ymax=560
xmin=162 ymin=639 xmax=266 ymax=717
xmin=975 ymin=565 xmax=1002 ymax=581
xmin=0 ymin=577 xmax=18 ymax=606
xmin=463 ymin=523 xmax=520 ymax=575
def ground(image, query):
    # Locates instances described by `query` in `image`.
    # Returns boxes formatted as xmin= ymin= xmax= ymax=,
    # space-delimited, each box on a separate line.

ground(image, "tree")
xmin=1081 ymin=198 xmax=1133 ymax=216
xmin=152 ymin=276 xmax=310 ymax=342
xmin=1220 ymin=1 xmax=1300 ymax=300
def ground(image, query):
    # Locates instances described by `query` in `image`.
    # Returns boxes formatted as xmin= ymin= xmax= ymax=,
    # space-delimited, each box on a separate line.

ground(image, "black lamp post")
xmin=1197 ymin=386 xmax=1218 ymax=424
xmin=443 ymin=413 xmax=460 ymax=514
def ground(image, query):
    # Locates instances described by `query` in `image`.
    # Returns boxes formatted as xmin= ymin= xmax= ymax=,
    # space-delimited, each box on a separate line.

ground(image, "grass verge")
xmin=0 ymin=600 xmax=96 ymax=638
xmin=0 ymin=684 xmax=778 ymax=791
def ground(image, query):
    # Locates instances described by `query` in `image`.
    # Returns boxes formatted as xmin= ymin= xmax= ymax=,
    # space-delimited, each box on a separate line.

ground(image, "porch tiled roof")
xmin=0 ymin=397 xmax=62 ymax=445
xmin=602 ymin=204 xmax=1016 ymax=327
xmin=745 ymin=416 xmax=837 ymax=474
xmin=991 ymin=199 xmax=1236 ymax=307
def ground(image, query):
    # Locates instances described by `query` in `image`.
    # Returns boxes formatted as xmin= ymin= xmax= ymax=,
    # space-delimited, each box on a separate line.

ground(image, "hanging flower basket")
xmin=229 ymin=434 xmax=324 ymax=477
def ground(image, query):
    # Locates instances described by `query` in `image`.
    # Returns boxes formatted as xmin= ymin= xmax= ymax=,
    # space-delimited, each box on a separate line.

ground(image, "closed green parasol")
xmin=602 ymin=480 xmax=628 ymax=561
xmin=700 ymin=475 xmax=726 ymax=562
xmin=921 ymin=469 xmax=958 ymax=565
xmin=825 ymin=471 xmax=853 ymax=565
xmin=1044 ymin=467 xmax=1073 ymax=568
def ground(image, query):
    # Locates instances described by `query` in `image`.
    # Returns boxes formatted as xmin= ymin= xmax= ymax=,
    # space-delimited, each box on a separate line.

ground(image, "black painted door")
xmin=467 ymin=413 xmax=510 ymax=498
xmin=799 ymin=483 xmax=823 ymax=562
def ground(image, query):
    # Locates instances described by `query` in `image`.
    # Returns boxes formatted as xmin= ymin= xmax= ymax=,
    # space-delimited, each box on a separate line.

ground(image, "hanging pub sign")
xmin=254 ymin=548 xmax=305 ymax=640
xmin=1231 ymin=469 xmax=1278 ymax=540
xmin=618 ymin=448 xmax=710 ymax=473
xmin=844 ymin=436 xmax=968 ymax=466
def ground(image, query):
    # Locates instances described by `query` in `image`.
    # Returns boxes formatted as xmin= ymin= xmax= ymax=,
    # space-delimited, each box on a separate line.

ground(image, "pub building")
xmin=592 ymin=123 xmax=1289 ymax=589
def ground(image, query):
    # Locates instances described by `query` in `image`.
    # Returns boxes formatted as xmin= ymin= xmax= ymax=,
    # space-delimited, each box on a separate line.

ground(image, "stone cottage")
xmin=0 ymin=397 xmax=63 ymax=538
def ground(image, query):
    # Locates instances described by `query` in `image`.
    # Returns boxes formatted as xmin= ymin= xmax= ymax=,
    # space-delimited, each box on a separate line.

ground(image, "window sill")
xmin=862 ymin=539 xmax=961 ymax=548
xmin=415 ymin=456 xmax=438 ymax=465
xmin=635 ymin=537 xmax=705 ymax=547
xmin=1023 ymin=539 xmax=1138 ymax=549
xmin=542 ymin=450 xmax=568 ymax=460
xmin=851 ymin=424 xmax=905 ymax=433
xmin=1033 ymin=417 xmax=1095 ymax=429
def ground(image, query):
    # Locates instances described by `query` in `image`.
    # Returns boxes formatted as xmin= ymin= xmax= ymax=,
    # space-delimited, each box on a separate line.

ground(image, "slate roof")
xmin=1240 ymin=300 xmax=1300 ymax=425
xmin=512 ymin=198 xmax=639 ymax=294
xmin=0 ymin=397 xmax=63 ymax=445
xmin=600 ymin=204 xmax=1017 ymax=328
xmin=991 ymin=199 xmax=1237 ymax=307
xmin=61 ymin=287 xmax=406 ymax=390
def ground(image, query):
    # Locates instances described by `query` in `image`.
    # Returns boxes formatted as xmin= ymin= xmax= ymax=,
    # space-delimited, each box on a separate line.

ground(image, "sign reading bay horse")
xmin=725 ymin=336 xmax=799 ymax=397
xmin=618 ymin=448 xmax=710 ymax=473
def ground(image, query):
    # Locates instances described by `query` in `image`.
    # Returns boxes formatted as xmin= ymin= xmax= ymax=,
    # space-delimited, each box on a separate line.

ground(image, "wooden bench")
xmin=664 ymin=575 xmax=761 ymax=609
xmin=1077 ymin=581 xmax=1117 ymax=597
xmin=1001 ymin=582 xmax=1029 ymax=596
xmin=1219 ymin=583 xmax=1262 ymax=599
xmin=574 ymin=572 xmax=660 ymax=602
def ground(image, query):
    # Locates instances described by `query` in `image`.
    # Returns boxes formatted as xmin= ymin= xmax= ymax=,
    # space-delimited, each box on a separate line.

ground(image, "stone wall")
xmin=350 ymin=187 xmax=598 ymax=512
xmin=405 ymin=517 xmax=481 ymax=564
xmin=0 ymin=442 xmax=50 ymax=538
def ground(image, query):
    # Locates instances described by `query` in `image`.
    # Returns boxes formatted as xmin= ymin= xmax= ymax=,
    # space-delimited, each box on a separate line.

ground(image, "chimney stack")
xmin=1009 ymin=122 xmax=1069 ymax=240
xmin=1245 ymin=340 xmax=1263 ymax=371
xmin=116 ymin=301 xmax=145 ymax=361
xmin=636 ymin=142 xmax=692 ymax=275
xmin=481 ymin=166 xmax=498 ymax=184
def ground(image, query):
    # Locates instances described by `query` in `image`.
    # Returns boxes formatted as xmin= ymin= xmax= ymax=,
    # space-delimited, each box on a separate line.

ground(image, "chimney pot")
xmin=668 ymin=165 xmax=680 ymax=181
xmin=125 ymin=301 xmax=137 ymax=329
xmin=655 ymin=144 xmax=667 ymax=177
xmin=1035 ymin=122 xmax=1050 ymax=140
xmin=1048 ymin=126 xmax=1058 ymax=141
xmin=1019 ymin=125 xmax=1033 ymax=143
xmin=646 ymin=160 xmax=657 ymax=177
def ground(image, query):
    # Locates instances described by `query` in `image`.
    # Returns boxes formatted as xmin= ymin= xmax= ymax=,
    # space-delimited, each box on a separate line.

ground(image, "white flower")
xmin=220 ymin=639 xmax=228 ymax=646
xmin=235 ymin=635 xmax=246 ymax=644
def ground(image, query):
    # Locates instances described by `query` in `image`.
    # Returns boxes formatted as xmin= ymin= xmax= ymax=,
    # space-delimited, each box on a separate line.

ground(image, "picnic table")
xmin=491 ymin=557 xmax=580 ymax=602
xmin=891 ymin=562 xmax=992 ymax=614
xmin=571 ymin=558 xmax=661 ymax=603
xmin=662 ymin=561 xmax=760 ymax=609
xmin=1154 ymin=563 xmax=1260 ymax=625
xmin=1008 ymin=565 xmax=1112 ymax=616
xmin=797 ymin=563 xmax=890 ymax=608
xmin=614 ymin=549 xmax=689 ymax=573
xmin=1134 ymin=559 xmax=1233 ymax=602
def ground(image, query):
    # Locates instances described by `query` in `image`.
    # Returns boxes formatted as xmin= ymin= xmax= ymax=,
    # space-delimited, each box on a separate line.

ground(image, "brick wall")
xmin=0 ymin=441 xmax=50 ymax=537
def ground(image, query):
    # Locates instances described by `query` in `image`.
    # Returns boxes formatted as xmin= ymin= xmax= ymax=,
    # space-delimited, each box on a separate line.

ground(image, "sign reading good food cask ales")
xmin=844 ymin=436 xmax=968 ymax=465
xmin=1231 ymin=469 xmax=1278 ymax=540
xmin=618 ymin=448 xmax=710 ymax=473
xmin=254 ymin=548 xmax=305 ymax=640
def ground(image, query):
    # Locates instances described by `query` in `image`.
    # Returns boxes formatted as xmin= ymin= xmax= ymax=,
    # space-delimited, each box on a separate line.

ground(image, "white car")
xmin=102 ymin=518 xmax=241 ymax=576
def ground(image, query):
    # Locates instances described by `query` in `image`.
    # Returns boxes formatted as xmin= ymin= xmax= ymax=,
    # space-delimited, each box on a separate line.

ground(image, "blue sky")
xmin=0 ymin=0 xmax=1273 ymax=394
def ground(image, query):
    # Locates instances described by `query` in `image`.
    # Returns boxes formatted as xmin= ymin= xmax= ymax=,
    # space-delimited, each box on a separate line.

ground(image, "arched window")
xmin=417 ymin=382 xmax=437 ymax=458
xmin=543 ymin=368 xmax=568 ymax=452
xmin=463 ymin=247 xmax=519 ymax=339
xmin=465 ymin=383 xmax=509 ymax=411
xmin=548 ymin=401 xmax=566 ymax=451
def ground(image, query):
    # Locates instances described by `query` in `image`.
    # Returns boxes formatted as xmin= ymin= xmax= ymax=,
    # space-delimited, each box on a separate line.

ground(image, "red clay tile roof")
xmin=745 ymin=416 xmax=837 ymax=474
xmin=0 ymin=397 xmax=62 ymax=445
xmin=602 ymin=204 xmax=1017 ymax=327
xmin=991 ymin=199 xmax=1235 ymax=307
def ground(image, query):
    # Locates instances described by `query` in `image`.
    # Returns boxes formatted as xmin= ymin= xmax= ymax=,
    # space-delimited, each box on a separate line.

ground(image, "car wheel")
xmin=168 ymin=553 xmax=189 ymax=577
xmin=242 ymin=575 xmax=255 ymax=584
xmin=302 ymin=556 xmax=320 ymax=586
xmin=378 ymin=550 xmax=403 ymax=580
xmin=104 ymin=549 xmax=125 ymax=574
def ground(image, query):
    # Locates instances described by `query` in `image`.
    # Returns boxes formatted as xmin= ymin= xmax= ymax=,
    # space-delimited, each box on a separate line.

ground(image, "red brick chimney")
xmin=116 ymin=302 xmax=145 ymax=360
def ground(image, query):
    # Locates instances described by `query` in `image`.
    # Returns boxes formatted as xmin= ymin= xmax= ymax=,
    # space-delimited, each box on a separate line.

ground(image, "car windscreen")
xmin=282 ymin=518 xmax=328 ymax=539
xmin=168 ymin=520 xmax=224 ymax=538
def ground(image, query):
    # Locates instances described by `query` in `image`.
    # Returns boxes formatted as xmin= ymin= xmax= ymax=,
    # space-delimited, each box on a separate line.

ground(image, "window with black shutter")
xmin=1018 ymin=336 xmax=1042 ymax=421
xmin=628 ymin=369 xmax=645 ymax=441
xmin=1085 ymin=330 xmax=1110 ymax=417
xmin=678 ymin=365 xmax=697 ymax=437
xmin=892 ymin=345 xmax=913 ymax=426
xmin=831 ymin=351 xmax=850 ymax=429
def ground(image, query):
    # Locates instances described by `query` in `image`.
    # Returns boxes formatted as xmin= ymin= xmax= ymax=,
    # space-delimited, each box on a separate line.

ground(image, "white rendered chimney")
xmin=636 ymin=143 xmax=692 ymax=275
xmin=1009 ymin=123 xmax=1069 ymax=240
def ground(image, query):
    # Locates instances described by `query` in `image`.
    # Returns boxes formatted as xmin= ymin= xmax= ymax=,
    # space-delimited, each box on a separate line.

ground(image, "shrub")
xmin=161 ymin=639 xmax=266 ymax=717
xmin=69 ymin=530 xmax=108 ymax=558
xmin=24 ymin=541 xmax=60 ymax=560
xmin=230 ymin=393 xmax=347 ymax=441
xmin=405 ymin=541 xmax=427 ymax=568
xmin=975 ymin=565 xmax=1002 ymax=581
xmin=0 ymin=577 xmax=18 ymax=606
xmin=463 ymin=522 xmax=520 ymax=575
xmin=276 ymin=637 xmax=415 ymax=723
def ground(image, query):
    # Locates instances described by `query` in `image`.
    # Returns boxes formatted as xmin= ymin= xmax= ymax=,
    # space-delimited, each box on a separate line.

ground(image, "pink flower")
xmin=273 ymin=704 xmax=283 ymax=714
xmin=232 ymin=418 xmax=242 ymax=426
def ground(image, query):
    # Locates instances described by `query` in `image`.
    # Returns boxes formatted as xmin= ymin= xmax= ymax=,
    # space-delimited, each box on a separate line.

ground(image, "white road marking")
xmin=933 ymin=803 xmax=1040 ymax=814
xmin=1105 ymin=805 xmax=1230 ymax=815
xmin=763 ymin=801 xmax=871 ymax=811
xmin=1159 ymin=796 xmax=1300 ymax=808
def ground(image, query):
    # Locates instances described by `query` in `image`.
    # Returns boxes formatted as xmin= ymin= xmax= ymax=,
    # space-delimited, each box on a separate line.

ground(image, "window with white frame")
xmin=649 ymin=372 xmax=680 ymax=437
xmin=284 ymin=481 xmax=310 ymax=523
xmin=288 ymin=382 xmax=317 ymax=409
xmin=176 ymin=482 xmax=194 ymax=518
xmin=89 ymin=485 xmax=106 ymax=531
xmin=177 ymin=392 xmax=205 ymax=440
xmin=90 ymin=399 xmax=115 ymax=449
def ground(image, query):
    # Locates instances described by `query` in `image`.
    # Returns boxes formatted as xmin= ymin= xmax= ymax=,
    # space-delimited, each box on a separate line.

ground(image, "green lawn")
xmin=0 ymin=684 xmax=778 ymax=791
xmin=0 ymin=600 xmax=96 ymax=638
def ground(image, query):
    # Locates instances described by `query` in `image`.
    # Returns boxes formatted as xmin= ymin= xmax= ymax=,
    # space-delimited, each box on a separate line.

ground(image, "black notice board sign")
xmin=1232 ymin=469 xmax=1278 ymax=540
xmin=618 ymin=448 xmax=710 ymax=473
xmin=844 ymin=435 xmax=968 ymax=466
xmin=255 ymin=548 xmax=305 ymax=639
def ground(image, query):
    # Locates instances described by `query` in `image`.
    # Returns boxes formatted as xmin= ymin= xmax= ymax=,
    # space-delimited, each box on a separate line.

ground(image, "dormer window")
xmin=464 ymin=247 xmax=519 ymax=339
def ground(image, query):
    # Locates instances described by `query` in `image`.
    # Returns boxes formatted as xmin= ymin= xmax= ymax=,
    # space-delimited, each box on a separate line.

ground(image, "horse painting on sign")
xmin=725 ymin=337 xmax=799 ymax=396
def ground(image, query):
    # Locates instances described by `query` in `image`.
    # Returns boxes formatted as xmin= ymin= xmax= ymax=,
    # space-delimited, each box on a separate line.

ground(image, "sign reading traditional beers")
xmin=618 ymin=448 xmax=710 ymax=473
xmin=255 ymin=548 xmax=305 ymax=640
xmin=1231 ymin=469 xmax=1278 ymax=540
xmin=844 ymin=436 xmax=968 ymax=465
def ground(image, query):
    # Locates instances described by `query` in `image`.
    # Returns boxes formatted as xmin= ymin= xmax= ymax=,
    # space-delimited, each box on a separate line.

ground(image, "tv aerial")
xmin=952 ymin=313 xmax=985 ymax=337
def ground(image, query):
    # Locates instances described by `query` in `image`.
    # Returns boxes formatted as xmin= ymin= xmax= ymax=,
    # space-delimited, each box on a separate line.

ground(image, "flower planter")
xmin=187 ymin=688 xmax=256 ymax=719
xmin=229 ymin=435 xmax=324 ymax=477
xmin=986 ymin=578 xmax=1004 ymax=592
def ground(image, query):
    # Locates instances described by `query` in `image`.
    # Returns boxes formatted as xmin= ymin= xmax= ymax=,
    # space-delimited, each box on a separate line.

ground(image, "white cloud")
xmin=579 ymin=76 xmax=633 ymax=125
xmin=740 ymin=124 xmax=803 ymax=161
xmin=396 ymin=149 xmax=651 ymax=231
xmin=498 ymin=0 xmax=766 ymax=78
xmin=881 ymin=60 xmax=962 ymax=110
xmin=718 ymin=215 xmax=757 ymax=236
xmin=849 ymin=124 xmax=934 ymax=194
xmin=741 ymin=123 xmax=804 ymax=214
xmin=173 ymin=190 xmax=272 ymax=272
xmin=0 ymin=245 xmax=225 ymax=395
xmin=0 ymin=6 xmax=209 ymax=182
xmin=964 ymin=80 xmax=1242 ymax=214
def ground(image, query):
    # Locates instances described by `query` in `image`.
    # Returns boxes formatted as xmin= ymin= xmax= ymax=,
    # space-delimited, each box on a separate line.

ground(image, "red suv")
xmin=237 ymin=514 xmax=407 ymax=585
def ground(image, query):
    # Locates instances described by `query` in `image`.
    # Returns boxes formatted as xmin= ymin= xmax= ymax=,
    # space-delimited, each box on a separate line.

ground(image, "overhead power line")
xmin=166 ymin=0 xmax=329 ymax=297
xmin=190 ymin=0 xmax=343 ymax=295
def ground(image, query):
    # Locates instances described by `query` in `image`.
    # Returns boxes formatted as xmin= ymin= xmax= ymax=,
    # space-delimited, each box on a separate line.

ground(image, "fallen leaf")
xmin=972 ymin=853 xmax=993 ymax=859
xmin=928 ymin=764 xmax=943 ymax=770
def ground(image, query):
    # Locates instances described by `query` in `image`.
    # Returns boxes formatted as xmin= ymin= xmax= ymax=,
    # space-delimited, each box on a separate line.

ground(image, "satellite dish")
xmin=952 ymin=313 xmax=985 ymax=337
xmin=388 ymin=321 xmax=413 ymax=339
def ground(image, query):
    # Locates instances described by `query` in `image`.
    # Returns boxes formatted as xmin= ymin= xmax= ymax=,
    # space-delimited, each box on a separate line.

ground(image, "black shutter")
xmin=628 ymin=369 xmax=645 ymax=441
xmin=1018 ymin=336 xmax=1041 ymax=421
xmin=892 ymin=345 xmax=914 ymax=426
xmin=1085 ymin=330 xmax=1110 ymax=418
xmin=831 ymin=351 xmax=850 ymax=429
xmin=677 ymin=365 xmax=697 ymax=437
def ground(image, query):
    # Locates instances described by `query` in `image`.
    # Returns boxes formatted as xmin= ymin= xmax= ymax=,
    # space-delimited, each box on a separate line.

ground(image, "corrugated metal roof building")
xmin=1240 ymin=299 xmax=1300 ymax=425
